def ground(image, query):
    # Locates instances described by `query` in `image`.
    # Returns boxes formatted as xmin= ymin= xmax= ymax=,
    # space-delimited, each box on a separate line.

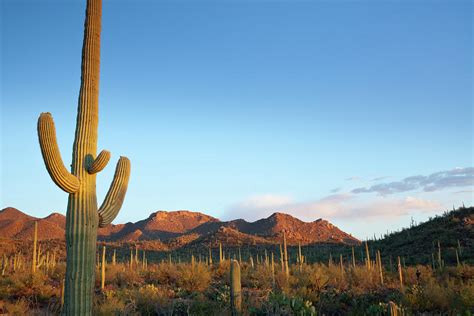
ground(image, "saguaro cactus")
xmin=32 ymin=221 xmax=38 ymax=274
xmin=37 ymin=0 xmax=131 ymax=314
xmin=283 ymin=232 xmax=289 ymax=279
xmin=230 ymin=260 xmax=242 ymax=316
xmin=101 ymin=246 xmax=106 ymax=290
xmin=365 ymin=241 xmax=371 ymax=270
xmin=397 ymin=256 xmax=403 ymax=291
xmin=208 ymin=245 xmax=213 ymax=266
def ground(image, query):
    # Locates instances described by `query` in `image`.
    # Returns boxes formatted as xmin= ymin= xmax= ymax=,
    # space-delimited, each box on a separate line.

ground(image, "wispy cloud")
xmin=352 ymin=167 xmax=473 ymax=195
xmin=224 ymin=193 xmax=441 ymax=222
xmin=454 ymin=189 xmax=474 ymax=194
xmin=372 ymin=176 xmax=390 ymax=182
xmin=331 ymin=187 xmax=341 ymax=193
xmin=346 ymin=176 xmax=362 ymax=181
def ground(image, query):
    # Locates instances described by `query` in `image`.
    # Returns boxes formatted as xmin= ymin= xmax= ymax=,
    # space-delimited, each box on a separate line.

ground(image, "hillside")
xmin=372 ymin=205 xmax=474 ymax=265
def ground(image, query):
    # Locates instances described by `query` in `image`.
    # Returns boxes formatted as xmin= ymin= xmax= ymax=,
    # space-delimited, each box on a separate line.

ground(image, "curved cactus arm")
xmin=37 ymin=113 xmax=80 ymax=193
xmin=88 ymin=150 xmax=111 ymax=174
xmin=98 ymin=156 xmax=131 ymax=227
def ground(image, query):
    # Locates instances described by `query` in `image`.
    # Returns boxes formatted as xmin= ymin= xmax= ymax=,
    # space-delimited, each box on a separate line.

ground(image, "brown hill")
xmin=189 ymin=212 xmax=358 ymax=245
xmin=0 ymin=207 xmax=65 ymax=240
xmin=0 ymin=207 xmax=360 ymax=247
xmin=134 ymin=210 xmax=220 ymax=240
xmin=0 ymin=207 xmax=35 ymax=238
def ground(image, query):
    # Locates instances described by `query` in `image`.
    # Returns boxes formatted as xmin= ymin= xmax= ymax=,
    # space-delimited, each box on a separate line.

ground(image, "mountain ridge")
xmin=0 ymin=207 xmax=360 ymax=248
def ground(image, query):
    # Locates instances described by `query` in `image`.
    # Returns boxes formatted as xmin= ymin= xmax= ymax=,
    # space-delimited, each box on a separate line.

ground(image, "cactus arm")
xmin=98 ymin=157 xmax=131 ymax=227
xmin=37 ymin=113 xmax=80 ymax=193
xmin=88 ymin=150 xmax=111 ymax=174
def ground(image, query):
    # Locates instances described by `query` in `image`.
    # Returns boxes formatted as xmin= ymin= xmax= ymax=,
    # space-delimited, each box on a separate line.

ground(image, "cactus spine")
xmin=37 ymin=0 xmax=130 ymax=313
xmin=32 ymin=221 xmax=38 ymax=274
xmin=230 ymin=260 xmax=242 ymax=316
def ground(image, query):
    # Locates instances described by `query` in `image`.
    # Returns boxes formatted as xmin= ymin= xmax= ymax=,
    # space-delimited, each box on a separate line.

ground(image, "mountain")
xmin=0 ymin=207 xmax=360 ymax=248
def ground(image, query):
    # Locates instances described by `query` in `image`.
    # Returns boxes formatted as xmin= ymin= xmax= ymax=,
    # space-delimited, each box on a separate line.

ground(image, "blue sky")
xmin=1 ymin=0 xmax=472 ymax=239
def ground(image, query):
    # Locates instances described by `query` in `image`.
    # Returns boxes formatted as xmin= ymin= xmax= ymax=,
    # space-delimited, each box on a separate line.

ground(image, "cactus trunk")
xmin=37 ymin=0 xmax=130 ymax=314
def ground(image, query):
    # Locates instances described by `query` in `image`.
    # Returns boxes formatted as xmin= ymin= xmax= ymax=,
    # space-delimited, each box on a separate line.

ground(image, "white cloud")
xmin=352 ymin=167 xmax=474 ymax=195
xmin=224 ymin=193 xmax=442 ymax=223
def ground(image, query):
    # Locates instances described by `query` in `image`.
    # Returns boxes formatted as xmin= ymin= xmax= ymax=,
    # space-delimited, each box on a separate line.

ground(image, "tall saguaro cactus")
xmin=37 ymin=0 xmax=131 ymax=314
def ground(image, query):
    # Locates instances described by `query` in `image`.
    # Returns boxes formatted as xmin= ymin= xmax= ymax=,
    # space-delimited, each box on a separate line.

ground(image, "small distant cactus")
xmin=437 ymin=240 xmax=443 ymax=269
xmin=283 ymin=232 xmax=289 ymax=279
xmin=351 ymin=246 xmax=356 ymax=268
xmin=230 ymin=260 xmax=242 ymax=316
xmin=397 ymin=256 xmax=403 ymax=291
xmin=271 ymin=252 xmax=275 ymax=287
xmin=32 ymin=221 xmax=37 ymax=274
xmin=376 ymin=250 xmax=384 ymax=285
xmin=339 ymin=254 xmax=344 ymax=275
xmin=209 ymin=245 xmax=213 ymax=266
xmin=219 ymin=242 xmax=223 ymax=264
xmin=365 ymin=241 xmax=371 ymax=271
xmin=101 ymin=246 xmax=106 ymax=290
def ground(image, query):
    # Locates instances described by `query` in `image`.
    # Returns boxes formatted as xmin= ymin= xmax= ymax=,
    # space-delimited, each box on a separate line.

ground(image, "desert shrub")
xmin=348 ymin=265 xmax=380 ymax=293
xmin=94 ymin=290 xmax=127 ymax=316
xmin=290 ymin=263 xmax=329 ymax=303
xmin=242 ymin=264 xmax=273 ymax=290
xmin=251 ymin=292 xmax=316 ymax=315
xmin=176 ymin=263 xmax=211 ymax=293
xmin=127 ymin=284 xmax=170 ymax=315
xmin=403 ymin=277 xmax=474 ymax=313
xmin=147 ymin=262 xmax=180 ymax=288
xmin=111 ymin=266 xmax=143 ymax=288
xmin=212 ymin=260 xmax=231 ymax=282
xmin=403 ymin=265 xmax=433 ymax=286
xmin=187 ymin=293 xmax=222 ymax=316
xmin=324 ymin=264 xmax=350 ymax=291
xmin=2 ymin=298 xmax=30 ymax=315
